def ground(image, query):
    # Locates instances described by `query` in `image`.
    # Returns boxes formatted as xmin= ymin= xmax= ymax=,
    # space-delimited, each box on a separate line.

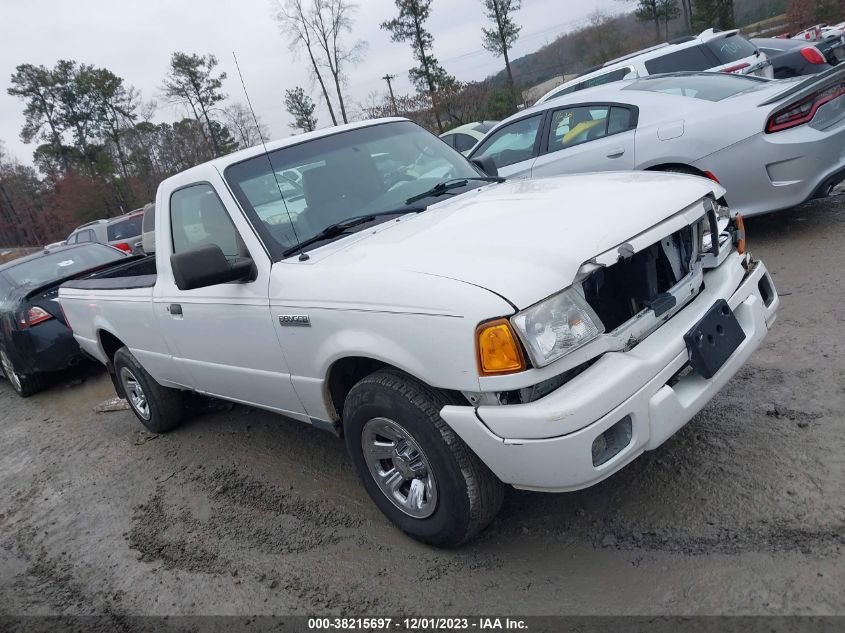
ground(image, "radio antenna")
xmin=232 ymin=51 xmax=307 ymax=261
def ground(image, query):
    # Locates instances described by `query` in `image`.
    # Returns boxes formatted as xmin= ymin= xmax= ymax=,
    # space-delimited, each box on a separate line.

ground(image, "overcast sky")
xmin=1 ymin=0 xmax=621 ymax=166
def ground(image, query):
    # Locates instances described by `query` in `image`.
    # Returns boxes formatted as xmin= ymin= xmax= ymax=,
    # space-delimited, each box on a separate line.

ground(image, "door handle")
xmin=606 ymin=148 xmax=625 ymax=159
xmin=168 ymin=304 xmax=183 ymax=316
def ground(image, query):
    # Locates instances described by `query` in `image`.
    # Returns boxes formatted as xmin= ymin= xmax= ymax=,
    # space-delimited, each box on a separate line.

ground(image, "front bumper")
xmin=440 ymin=254 xmax=778 ymax=492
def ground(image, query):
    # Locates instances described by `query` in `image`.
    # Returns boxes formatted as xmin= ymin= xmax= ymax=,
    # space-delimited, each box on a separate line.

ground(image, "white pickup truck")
xmin=59 ymin=118 xmax=779 ymax=546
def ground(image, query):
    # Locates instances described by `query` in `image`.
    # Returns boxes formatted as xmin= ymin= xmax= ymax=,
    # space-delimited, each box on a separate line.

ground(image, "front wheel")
xmin=343 ymin=370 xmax=504 ymax=547
xmin=113 ymin=347 xmax=184 ymax=433
xmin=0 ymin=348 xmax=43 ymax=398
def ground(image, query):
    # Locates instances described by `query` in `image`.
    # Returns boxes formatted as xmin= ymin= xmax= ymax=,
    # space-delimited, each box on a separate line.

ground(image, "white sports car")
xmin=468 ymin=68 xmax=845 ymax=216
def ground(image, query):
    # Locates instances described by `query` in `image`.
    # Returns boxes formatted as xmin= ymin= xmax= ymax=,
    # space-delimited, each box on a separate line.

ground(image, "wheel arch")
xmin=645 ymin=162 xmax=710 ymax=178
xmin=98 ymin=329 xmax=126 ymax=363
xmin=324 ymin=355 xmax=468 ymax=424
xmin=97 ymin=329 xmax=128 ymax=397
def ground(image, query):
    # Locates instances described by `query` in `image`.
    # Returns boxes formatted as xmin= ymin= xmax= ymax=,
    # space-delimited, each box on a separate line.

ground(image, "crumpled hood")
xmin=320 ymin=171 xmax=722 ymax=308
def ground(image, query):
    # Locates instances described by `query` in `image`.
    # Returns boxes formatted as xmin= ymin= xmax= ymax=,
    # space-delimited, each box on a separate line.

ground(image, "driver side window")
xmin=170 ymin=184 xmax=248 ymax=259
xmin=472 ymin=114 xmax=543 ymax=169
xmin=548 ymin=106 xmax=610 ymax=152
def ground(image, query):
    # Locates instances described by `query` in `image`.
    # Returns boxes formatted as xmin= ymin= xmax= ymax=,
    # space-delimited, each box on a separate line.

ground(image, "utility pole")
xmin=382 ymin=74 xmax=399 ymax=115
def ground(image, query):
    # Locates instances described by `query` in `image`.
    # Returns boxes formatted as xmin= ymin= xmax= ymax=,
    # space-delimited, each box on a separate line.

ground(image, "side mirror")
xmin=170 ymin=244 xmax=254 ymax=291
xmin=471 ymin=156 xmax=498 ymax=178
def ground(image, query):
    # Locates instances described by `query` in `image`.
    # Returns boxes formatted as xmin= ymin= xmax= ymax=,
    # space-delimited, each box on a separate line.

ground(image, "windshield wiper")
xmin=405 ymin=176 xmax=505 ymax=205
xmin=282 ymin=206 xmax=426 ymax=257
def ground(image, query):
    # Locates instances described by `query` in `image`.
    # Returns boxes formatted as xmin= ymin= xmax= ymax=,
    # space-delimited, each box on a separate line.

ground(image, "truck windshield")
xmin=2 ymin=244 xmax=125 ymax=288
xmin=224 ymin=121 xmax=485 ymax=259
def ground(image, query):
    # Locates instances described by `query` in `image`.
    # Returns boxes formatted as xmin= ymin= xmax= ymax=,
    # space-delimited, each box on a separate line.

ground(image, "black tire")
xmin=659 ymin=166 xmax=701 ymax=176
xmin=343 ymin=369 xmax=504 ymax=547
xmin=0 ymin=347 xmax=43 ymax=398
xmin=113 ymin=346 xmax=184 ymax=433
xmin=658 ymin=167 xmax=729 ymax=207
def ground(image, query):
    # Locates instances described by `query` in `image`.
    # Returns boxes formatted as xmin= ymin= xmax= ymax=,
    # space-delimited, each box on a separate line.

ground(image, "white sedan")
xmin=439 ymin=121 xmax=497 ymax=155
xmin=468 ymin=69 xmax=845 ymax=216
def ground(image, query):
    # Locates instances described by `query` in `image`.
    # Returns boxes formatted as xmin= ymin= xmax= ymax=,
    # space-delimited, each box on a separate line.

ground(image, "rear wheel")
xmin=343 ymin=370 xmax=504 ymax=547
xmin=658 ymin=166 xmax=701 ymax=177
xmin=113 ymin=346 xmax=183 ymax=433
xmin=0 ymin=348 xmax=43 ymax=398
xmin=656 ymin=167 xmax=728 ymax=206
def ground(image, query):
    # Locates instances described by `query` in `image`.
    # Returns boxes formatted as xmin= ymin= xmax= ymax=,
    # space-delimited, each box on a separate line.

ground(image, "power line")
xmin=439 ymin=14 xmax=595 ymax=65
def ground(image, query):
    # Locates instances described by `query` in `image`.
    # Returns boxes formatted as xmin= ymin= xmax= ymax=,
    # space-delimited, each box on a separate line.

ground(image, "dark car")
xmin=0 ymin=243 xmax=128 ymax=396
xmin=752 ymin=36 xmax=843 ymax=78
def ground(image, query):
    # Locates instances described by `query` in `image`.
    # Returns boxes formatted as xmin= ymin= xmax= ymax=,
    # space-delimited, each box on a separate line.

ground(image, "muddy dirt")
xmin=1 ymin=194 xmax=844 ymax=617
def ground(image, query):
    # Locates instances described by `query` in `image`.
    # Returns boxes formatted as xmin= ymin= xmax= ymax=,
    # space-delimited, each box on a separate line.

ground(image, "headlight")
xmin=511 ymin=287 xmax=604 ymax=367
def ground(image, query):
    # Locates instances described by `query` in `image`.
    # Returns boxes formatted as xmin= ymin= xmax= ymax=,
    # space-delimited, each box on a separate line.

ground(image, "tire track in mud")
xmin=127 ymin=466 xmax=364 ymax=575
xmin=488 ymin=358 xmax=844 ymax=558
xmin=126 ymin=465 xmax=508 ymax=610
xmin=1 ymin=481 xmax=133 ymax=630
xmin=606 ymin=522 xmax=845 ymax=556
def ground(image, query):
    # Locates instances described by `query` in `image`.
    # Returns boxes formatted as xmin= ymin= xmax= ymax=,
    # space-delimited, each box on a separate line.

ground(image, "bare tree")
xmin=276 ymin=0 xmax=338 ymax=125
xmin=679 ymin=0 xmax=692 ymax=31
xmin=306 ymin=0 xmax=367 ymax=124
xmin=221 ymin=103 xmax=269 ymax=147
xmin=658 ymin=0 xmax=680 ymax=40
xmin=587 ymin=10 xmax=624 ymax=64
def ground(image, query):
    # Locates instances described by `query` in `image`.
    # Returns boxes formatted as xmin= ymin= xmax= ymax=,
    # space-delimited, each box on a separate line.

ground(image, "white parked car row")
xmin=468 ymin=67 xmax=845 ymax=217
xmin=534 ymin=29 xmax=774 ymax=105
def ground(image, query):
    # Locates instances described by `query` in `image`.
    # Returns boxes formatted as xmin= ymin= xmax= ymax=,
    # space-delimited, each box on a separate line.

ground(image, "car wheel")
xmin=659 ymin=166 xmax=701 ymax=177
xmin=113 ymin=346 xmax=183 ymax=433
xmin=0 ymin=348 xmax=43 ymax=398
xmin=343 ymin=369 xmax=504 ymax=547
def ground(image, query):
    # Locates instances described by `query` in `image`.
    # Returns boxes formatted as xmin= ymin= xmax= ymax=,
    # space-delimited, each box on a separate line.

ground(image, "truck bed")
xmin=60 ymin=255 xmax=156 ymax=291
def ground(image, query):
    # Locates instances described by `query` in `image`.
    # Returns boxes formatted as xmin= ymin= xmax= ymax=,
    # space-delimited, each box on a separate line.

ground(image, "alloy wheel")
xmin=0 ymin=350 xmax=22 ymax=393
xmin=361 ymin=417 xmax=438 ymax=518
xmin=119 ymin=367 xmax=151 ymax=421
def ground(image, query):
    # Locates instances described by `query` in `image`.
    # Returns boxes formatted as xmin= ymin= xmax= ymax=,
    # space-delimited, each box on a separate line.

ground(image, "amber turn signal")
xmin=734 ymin=214 xmax=746 ymax=254
xmin=476 ymin=318 xmax=526 ymax=376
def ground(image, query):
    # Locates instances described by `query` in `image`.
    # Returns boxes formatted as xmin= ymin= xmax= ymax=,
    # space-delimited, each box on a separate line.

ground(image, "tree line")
xmin=3 ymin=0 xmax=844 ymax=247
xmin=1 ymin=53 xmax=270 ymax=247
xmin=279 ymin=0 xmax=524 ymax=134
xmin=1 ymin=0 xmax=525 ymax=247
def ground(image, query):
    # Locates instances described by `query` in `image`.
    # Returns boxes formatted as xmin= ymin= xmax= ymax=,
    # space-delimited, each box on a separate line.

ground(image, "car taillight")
xmin=113 ymin=242 xmax=132 ymax=253
xmin=800 ymin=47 xmax=826 ymax=64
xmin=766 ymin=81 xmax=845 ymax=132
xmin=18 ymin=306 xmax=53 ymax=328
xmin=721 ymin=62 xmax=750 ymax=74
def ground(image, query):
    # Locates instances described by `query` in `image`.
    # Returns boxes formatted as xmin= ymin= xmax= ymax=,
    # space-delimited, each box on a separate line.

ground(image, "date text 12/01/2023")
xmin=307 ymin=617 xmax=529 ymax=630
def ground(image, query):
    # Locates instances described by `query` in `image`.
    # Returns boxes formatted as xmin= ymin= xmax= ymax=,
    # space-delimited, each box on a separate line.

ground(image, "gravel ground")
xmin=0 ymin=194 xmax=844 ymax=618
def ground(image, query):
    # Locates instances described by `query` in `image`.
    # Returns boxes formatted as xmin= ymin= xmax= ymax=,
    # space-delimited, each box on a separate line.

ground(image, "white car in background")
xmin=792 ymin=24 xmax=845 ymax=42
xmin=535 ymin=29 xmax=773 ymax=105
xmin=439 ymin=121 xmax=498 ymax=155
xmin=469 ymin=67 xmax=845 ymax=216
